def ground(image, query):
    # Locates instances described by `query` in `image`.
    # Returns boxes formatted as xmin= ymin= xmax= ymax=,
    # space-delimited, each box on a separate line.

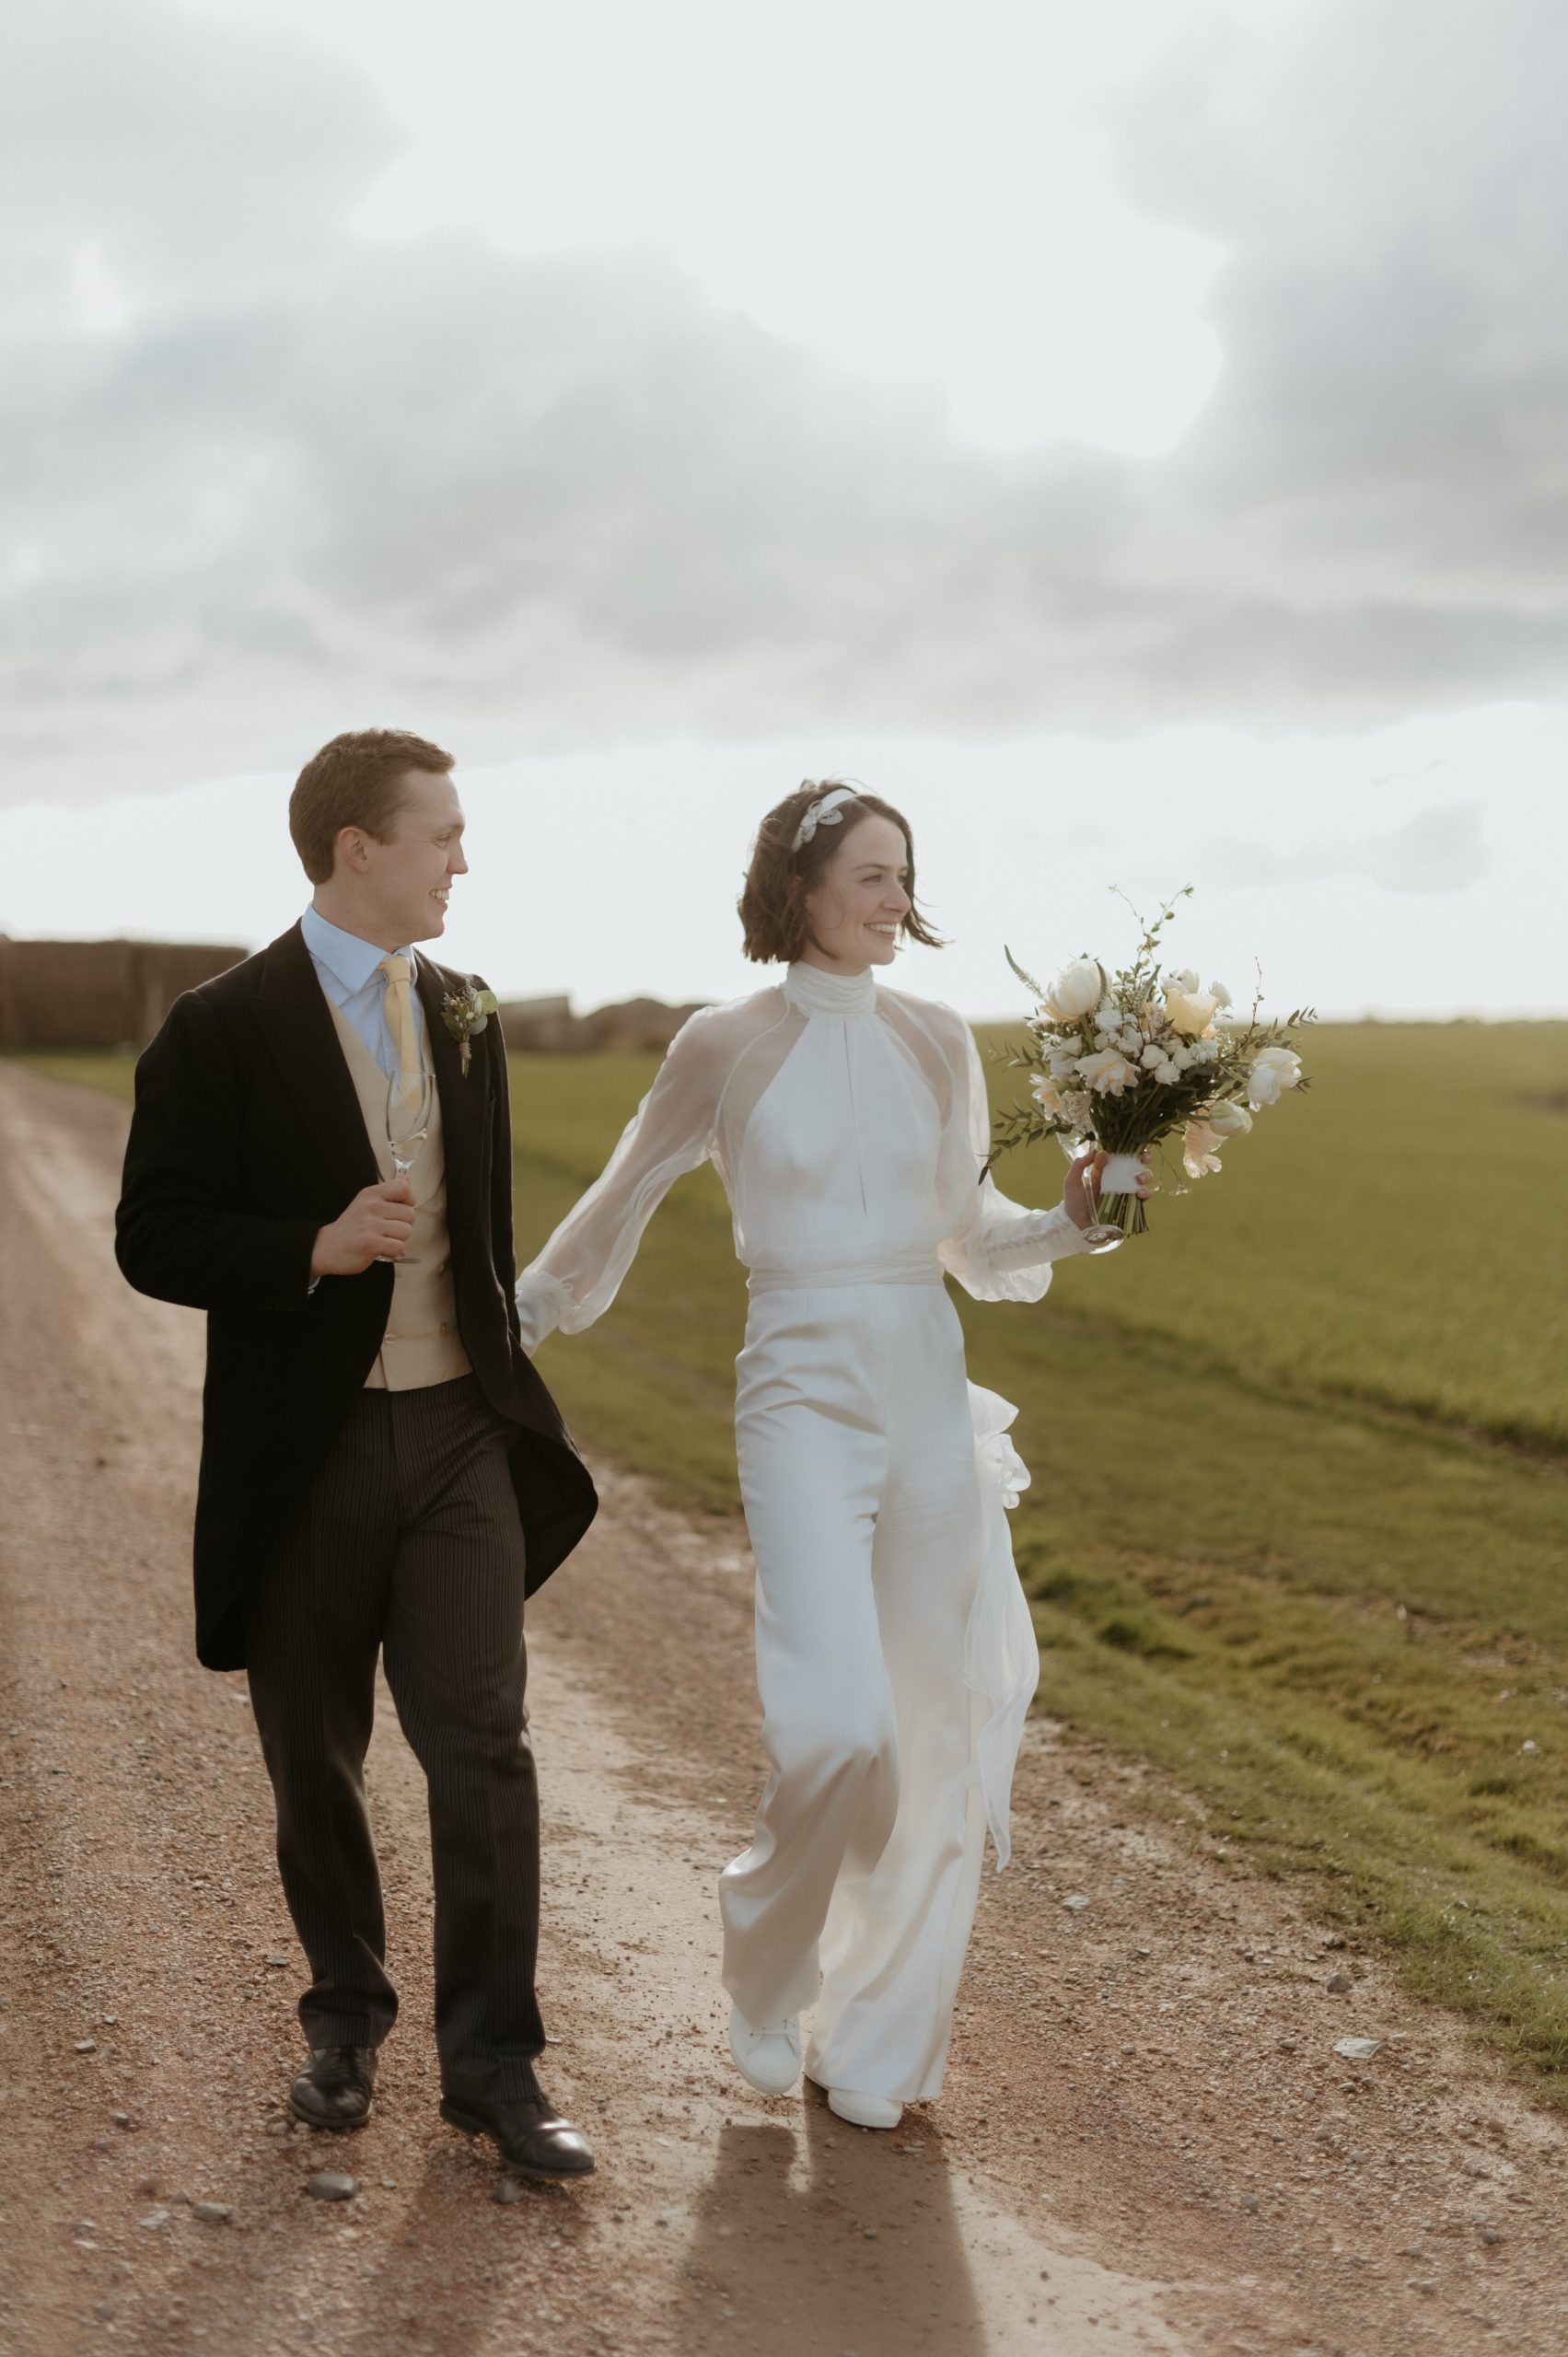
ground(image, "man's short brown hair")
xmin=289 ymin=728 xmax=455 ymax=885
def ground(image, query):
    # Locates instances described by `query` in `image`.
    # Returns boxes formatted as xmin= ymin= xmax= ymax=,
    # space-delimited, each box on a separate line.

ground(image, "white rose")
xmin=1164 ymin=986 xmax=1219 ymax=1039
xmin=1171 ymin=968 xmax=1200 ymax=994
xmin=1205 ymin=1099 xmax=1253 ymax=1137
xmin=1182 ymin=1120 xmax=1225 ymax=1178
xmin=1040 ymin=960 xmax=1105 ymax=1022
xmin=1209 ymin=980 xmax=1233 ymax=1009
xmin=1248 ymin=1062 xmax=1282 ymax=1106
xmin=1076 ymin=1048 xmax=1139 ymax=1096
xmin=1253 ymin=1045 xmax=1302 ymax=1088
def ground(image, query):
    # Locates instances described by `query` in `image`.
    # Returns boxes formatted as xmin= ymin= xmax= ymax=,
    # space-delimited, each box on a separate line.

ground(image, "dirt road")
xmin=2 ymin=1060 xmax=1566 ymax=2357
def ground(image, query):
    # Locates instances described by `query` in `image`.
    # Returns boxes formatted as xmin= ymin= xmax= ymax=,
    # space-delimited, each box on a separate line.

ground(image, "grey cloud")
xmin=4 ymin=0 xmax=1568 ymax=805
xmin=1205 ymin=802 xmax=1489 ymax=894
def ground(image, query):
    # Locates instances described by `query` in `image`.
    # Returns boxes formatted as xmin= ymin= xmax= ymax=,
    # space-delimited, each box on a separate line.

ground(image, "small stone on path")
xmin=494 ymin=2177 xmax=526 ymax=2205
xmin=307 ymin=2170 xmax=356 ymax=2202
xmin=137 ymin=2209 xmax=170 ymax=2231
xmin=1326 ymin=1973 xmax=1353 ymax=1993
xmin=1333 ymin=2037 xmax=1385 ymax=2061
xmin=192 ymin=2201 xmax=231 ymax=2223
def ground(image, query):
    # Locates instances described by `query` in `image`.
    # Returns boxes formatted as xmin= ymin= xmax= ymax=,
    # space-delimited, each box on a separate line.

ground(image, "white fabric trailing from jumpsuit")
xmin=515 ymin=960 xmax=1098 ymax=2102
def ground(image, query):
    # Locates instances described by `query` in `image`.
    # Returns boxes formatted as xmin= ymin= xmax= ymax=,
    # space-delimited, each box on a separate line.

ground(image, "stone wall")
xmin=496 ymin=994 xmax=706 ymax=1053
xmin=0 ymin=938 xmax=247 ymax=1050
xmin=0 ymin=940 xmax=704 ymax=1057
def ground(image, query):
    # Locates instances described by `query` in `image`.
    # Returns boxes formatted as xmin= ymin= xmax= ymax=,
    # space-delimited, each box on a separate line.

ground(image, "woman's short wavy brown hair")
xmin=738 ymin=779 xmax=945 ymax=965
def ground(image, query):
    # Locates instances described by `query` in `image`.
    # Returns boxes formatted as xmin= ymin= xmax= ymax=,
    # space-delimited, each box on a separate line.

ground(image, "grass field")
xmin=18 ymin=1023 xmax=1568 ymax=2096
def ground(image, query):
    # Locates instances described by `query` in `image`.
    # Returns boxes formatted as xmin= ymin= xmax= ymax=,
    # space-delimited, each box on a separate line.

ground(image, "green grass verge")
xmin=510 ymin=1027 xmax=1568 ymax=2098
xmin=23 ymin=1028 xmax=1568 ymax=2095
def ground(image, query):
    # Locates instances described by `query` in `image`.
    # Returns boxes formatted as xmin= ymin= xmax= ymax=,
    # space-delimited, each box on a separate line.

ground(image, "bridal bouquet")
xmin=987 ymin=888 xmax=1312 ymax=1237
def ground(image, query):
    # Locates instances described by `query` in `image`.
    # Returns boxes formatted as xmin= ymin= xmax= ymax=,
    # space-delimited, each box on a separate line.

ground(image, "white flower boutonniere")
xmin=440 ymin=981 xmax=499 ymax=1077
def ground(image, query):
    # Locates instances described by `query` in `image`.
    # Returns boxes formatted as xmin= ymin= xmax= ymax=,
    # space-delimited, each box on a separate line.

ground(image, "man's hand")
xmin=310 ymin=1179 xmax=416 ymax=1277
xmin=1063 ymin=1149 xmax=1152 ymax=1231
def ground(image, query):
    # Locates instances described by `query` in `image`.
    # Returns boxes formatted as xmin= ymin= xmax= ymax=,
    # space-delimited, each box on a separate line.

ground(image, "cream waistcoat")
xmin=326 ymin=1000 xmax=472 ymax=1391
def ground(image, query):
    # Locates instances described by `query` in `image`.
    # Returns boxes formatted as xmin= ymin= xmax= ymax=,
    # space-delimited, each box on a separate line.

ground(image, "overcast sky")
xmin=2 ymin=0 xmax=1563 ymax=1016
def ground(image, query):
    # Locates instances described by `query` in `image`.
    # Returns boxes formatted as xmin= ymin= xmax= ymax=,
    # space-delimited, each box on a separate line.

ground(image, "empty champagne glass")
xmin=384 ymin=1069 xmax=435 ymax=1265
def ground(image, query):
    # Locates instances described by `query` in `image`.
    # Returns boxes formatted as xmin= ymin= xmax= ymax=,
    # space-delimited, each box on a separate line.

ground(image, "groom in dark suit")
xmin=116 ymin=728 xmax=598 ymax=2179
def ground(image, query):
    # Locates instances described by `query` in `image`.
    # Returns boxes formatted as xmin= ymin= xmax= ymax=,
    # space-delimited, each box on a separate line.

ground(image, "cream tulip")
xmin=1205 ymin=1100 xmax=1253 ymax=1137
xmin=1164 ymin=987 xmax=1219 ymax=1038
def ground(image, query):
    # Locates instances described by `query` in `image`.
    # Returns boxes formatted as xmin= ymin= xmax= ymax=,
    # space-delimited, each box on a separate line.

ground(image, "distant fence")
xmin=0 ymin=937 xmax=247 ymax=1050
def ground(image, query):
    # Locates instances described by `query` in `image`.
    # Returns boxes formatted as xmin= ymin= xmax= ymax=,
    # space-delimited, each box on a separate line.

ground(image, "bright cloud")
xmin=2 ymin=0 xmax=1566 ymax=811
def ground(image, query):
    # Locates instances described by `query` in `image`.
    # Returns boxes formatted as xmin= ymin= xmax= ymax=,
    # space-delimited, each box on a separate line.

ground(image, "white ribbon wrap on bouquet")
xmin=1098 ymin=1152 xmax=1145 ymax=1196
xmin=964 ymin=1382 xmax=1041 ymax=1871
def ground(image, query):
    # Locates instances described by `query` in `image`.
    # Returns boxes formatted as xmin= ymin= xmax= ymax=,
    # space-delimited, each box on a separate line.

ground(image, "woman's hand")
xmin=1063 ymin=1149 xmax=1153 ymax=1232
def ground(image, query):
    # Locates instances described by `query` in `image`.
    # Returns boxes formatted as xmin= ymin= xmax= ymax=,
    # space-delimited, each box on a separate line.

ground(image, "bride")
xmin=515 ymin=782 xmax=1145 ymax=2131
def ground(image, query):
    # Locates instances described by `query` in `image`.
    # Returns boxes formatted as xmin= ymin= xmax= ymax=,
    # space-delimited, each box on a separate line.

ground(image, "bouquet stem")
xmin=1096 ymin=1190 xmax=1148 ymax=1237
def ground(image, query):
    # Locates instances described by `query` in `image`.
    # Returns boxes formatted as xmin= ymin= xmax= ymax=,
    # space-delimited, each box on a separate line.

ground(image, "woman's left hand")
xmin=1063 ymin=1149 xmax=1153 ymax=1231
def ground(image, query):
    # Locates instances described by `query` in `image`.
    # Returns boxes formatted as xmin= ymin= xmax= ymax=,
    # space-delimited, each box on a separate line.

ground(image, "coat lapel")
xmin=252 ymin=923 xmax=380 ymax=1202
xmin=416 ymin=955 xmax=488 ymax=1265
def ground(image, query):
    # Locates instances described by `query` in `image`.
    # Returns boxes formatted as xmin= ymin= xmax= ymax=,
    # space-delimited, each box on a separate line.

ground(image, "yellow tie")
xmin=378 ymin=954 xmax=422 ymax=1109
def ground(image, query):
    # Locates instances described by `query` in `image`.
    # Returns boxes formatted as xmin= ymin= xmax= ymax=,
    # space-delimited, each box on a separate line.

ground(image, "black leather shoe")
xmin=289 ymin=2045 xmax=377 ymax=2129
xmin=439 ymin=2086 xmax=596 ymax=2179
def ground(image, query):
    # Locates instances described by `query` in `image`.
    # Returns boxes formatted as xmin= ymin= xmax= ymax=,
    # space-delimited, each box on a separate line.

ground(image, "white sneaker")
xmin=827 ymin=2086 xmax=903 ymax=2131
xmin=728 ymin=2004 xmax=802 ymax=2096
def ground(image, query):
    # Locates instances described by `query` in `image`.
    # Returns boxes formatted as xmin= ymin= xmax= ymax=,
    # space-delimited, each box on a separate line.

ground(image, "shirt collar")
xmin=301 ymin=904 xmax=417 ymax=997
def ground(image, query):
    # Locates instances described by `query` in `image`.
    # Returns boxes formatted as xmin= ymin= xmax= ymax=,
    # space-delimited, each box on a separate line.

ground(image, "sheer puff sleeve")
xmin=936 ymin=1011 xmax=1094 ymax=1304
xmin=515 ymin=1004 xmax=728 ymax=1352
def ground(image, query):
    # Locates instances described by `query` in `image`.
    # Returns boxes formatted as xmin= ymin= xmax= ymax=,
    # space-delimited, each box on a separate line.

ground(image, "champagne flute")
xmin=384 ymin=1070 xmax=435 ymax=1265
xmin=1074 ymin=1144 xmax=1131 ymax=1252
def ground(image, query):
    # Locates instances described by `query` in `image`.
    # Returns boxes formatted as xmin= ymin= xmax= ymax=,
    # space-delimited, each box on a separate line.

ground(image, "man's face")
xmin=359 ymin=769 xmax=469 ymax=945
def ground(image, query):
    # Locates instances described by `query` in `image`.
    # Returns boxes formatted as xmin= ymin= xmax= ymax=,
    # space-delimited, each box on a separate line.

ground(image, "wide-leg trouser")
xmin=722 ymin=1278 xmax=988 ymax=2104
xmin=245 ymin=1375 xmax=545 ymax=2102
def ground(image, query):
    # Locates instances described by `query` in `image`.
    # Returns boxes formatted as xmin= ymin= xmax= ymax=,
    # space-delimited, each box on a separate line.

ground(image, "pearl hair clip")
xmin=791 ymin=784 xmax=861 ymax=853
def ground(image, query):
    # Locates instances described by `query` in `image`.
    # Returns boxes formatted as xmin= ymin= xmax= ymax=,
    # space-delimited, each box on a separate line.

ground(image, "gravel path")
xmin=2 ymin=1059 xmax=1565 ymax=2357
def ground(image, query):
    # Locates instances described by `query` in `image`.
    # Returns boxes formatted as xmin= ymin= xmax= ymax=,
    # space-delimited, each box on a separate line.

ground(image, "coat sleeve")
xmin=514 ymin=1005 xmax=726 ymax=1352
xmin=936 ymin=1014 xmax=1094 ymax=1303
xmin=115 ymin=991 xmax=320 ymax=1313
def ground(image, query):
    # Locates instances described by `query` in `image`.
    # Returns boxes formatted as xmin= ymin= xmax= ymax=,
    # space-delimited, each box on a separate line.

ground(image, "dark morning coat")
xmin=114 ymin=921 xmax=598 ymax=1670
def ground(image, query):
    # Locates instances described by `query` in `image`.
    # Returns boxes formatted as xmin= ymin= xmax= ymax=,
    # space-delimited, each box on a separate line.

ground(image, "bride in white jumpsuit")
xmin=515 ymin=785 xmax=1132 ymax=2130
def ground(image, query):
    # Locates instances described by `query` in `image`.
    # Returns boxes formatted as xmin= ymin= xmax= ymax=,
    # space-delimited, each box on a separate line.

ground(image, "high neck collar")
xmin=783 ymin=960 xmax=878 ymax=1018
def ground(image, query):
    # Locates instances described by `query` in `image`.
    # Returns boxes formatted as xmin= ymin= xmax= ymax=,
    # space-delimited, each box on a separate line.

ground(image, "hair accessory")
xmin=791 ymin=784 xmax=861 ymax=853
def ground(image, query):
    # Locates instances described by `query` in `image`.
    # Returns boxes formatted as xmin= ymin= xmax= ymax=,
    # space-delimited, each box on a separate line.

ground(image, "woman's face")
xmin=801 ymin=814 xmax=912 ymax=970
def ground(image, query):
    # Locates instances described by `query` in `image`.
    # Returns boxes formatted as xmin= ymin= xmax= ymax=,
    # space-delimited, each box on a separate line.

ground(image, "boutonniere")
xmin=440 ymin=981 xmax=499 ymax=1077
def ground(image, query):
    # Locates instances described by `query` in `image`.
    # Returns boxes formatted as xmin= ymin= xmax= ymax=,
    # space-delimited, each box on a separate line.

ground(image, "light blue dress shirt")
xmin=300 ymin=904 xmax=427 ymax=1081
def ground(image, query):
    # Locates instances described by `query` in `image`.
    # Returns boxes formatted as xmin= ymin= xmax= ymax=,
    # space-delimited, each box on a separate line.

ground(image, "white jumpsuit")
xmin=515 ymin=959 xmax=1096 ymax=2103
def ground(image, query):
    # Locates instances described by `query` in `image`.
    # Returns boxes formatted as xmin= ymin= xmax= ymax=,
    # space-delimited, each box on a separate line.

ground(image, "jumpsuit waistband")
xmin=746 ymin=1255 xmax=945 ymax=1295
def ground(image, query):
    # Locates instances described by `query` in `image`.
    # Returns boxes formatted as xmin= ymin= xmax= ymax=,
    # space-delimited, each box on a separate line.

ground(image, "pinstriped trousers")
xmin=245 ymin=1375 xmax=542 ymax=2101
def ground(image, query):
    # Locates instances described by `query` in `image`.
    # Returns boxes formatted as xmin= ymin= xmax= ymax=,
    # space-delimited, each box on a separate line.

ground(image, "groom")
xmin=116 ymin=728 xmax=598 ymax=2179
